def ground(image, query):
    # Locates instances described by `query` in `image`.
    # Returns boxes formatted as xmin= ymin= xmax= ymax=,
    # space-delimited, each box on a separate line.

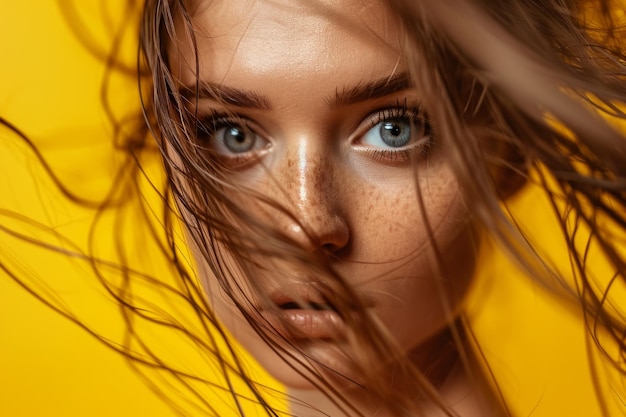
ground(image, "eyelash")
xmin=193 ymin=102 xmax=434 ymax=166
xmin=196 ymin=110 xmax=246 ymax=140
xmin=358 ymin=101 xmax=434 ymax=164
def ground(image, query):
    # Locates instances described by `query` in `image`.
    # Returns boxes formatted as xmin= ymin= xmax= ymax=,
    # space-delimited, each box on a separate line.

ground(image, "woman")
xmin=141 ymin=0 xmax=626 ymax=415
xmin=2 ymin=0 xmax=625 ymax=415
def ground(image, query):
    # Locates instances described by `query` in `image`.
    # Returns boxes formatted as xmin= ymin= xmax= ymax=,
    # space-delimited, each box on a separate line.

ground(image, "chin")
xmin=244 ymin=336 xmax=363 ymax=390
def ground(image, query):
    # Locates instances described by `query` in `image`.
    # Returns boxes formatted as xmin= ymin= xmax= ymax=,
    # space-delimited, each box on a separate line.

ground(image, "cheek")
xmin=343 ymin=163 xmax=476 ymax=348
xmin=346 ymin=159 xmax=467 ymax=260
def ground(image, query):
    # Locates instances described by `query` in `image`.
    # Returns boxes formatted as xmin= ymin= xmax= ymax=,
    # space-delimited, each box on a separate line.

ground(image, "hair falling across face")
xmin=141 ymin=0 xmax=626 ymax=415
xmin=151 ymin=0 xmax=482 ymax=414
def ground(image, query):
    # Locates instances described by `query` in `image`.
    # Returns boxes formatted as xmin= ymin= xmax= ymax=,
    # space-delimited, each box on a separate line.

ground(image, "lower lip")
xmin=264 ymin=309 xmax=345 ymax=339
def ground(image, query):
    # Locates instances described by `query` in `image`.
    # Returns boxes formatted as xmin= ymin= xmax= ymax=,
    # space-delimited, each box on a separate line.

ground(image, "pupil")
xmin=230 ymin=128 xmax=245 ymax=142
xmin=387 ymin=124 xmax=401 ymax=137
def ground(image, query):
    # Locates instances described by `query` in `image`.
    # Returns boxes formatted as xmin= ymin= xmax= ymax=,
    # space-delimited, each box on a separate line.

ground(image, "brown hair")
xmin=134 ymin=0 xmax=626 ymax=415
xmin=2 ymin=0 xmax=625 ymax=415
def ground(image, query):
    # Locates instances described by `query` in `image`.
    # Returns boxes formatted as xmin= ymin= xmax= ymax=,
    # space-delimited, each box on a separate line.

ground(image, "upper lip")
xmin=266 ymin=281 xmax=374 ymax=313
xmin=270 ymin=285 xmax=338 ymax=311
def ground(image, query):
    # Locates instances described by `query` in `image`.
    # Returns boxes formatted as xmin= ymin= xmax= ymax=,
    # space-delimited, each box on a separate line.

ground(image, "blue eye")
xmin=216 ymin=124 xmax=257 ymax=153
xmin=363 ymin=117 xmax=413 ymax=148
xmin=361 ymin=110 xmax=429 ymax=150
xmin=355 ymin=106 xmax=433 ymax=163
xmin=198 ymin=115 xmax=269 ymax=160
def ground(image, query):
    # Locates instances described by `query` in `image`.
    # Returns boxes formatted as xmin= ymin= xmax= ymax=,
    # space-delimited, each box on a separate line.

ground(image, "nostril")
xmin=318 ymin=217 xmax=350 ymax=254
xmin=282 ymin=213 xmax=350 ymax=255
xmin=320 ymin=240 xmax=349 ymax=256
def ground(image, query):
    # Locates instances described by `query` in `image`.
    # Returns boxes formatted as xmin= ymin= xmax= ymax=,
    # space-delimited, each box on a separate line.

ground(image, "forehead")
xmin=171 ymin=0 xmax=404 ymax=88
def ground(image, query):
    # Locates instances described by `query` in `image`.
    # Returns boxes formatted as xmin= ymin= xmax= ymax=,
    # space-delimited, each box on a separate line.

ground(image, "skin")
xmin=168 ymin=0 xmax=484 ymax=415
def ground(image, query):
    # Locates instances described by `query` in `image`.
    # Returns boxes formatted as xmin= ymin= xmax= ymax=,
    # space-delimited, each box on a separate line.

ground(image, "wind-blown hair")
xmin=2 ymin=0 xmax=626 ymax=416
xmin=136 ymin=0 xmax=626 ymax=415
xmin=391 ymin=0 xmax=626 ymax=360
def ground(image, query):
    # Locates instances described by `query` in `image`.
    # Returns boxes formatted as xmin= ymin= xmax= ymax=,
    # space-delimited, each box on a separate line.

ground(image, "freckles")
xmin=360 ymin=186 xmax=380 ymax=224
xmin=386 ymin=196 xmax=404 ymax=234
xmin=357 ymin=183 xmax=408 ymax=234
xmin=278 ymin=150 xmax=339 ymax=227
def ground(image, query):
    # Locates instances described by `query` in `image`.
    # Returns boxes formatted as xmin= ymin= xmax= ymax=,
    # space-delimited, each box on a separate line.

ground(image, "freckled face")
xmin=169 ymin=0 xmax=476 ymax=388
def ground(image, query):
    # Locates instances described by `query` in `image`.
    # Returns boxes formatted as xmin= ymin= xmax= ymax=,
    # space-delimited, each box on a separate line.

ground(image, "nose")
xmin=275 ymin=139 xmax=350 ymax=254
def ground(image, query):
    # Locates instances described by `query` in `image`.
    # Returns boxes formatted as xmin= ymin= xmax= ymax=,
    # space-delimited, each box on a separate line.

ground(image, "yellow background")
xmin=1 ymin=2 xmax=622 ymax=416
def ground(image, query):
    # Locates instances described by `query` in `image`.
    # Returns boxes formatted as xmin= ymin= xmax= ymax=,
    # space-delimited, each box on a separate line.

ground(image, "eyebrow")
xmin=180 ymin=82 xmax=271 ymax=110
xmin=329 ymin=72 xmax=412 ymax=106
xmin=179 ymin=71 xmax=412 ymax=110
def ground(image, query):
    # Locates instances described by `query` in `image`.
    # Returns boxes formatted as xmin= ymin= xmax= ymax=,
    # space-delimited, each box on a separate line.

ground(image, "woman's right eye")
xmin=216 ymin=125 xmax=257 ymax=153
xmin=198 ymin=117 xmax=270 ymax=161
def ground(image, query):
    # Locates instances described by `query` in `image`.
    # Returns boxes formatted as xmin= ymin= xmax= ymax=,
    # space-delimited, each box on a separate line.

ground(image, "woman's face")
xmin=169 ymin=0 xmax=476 ymax=388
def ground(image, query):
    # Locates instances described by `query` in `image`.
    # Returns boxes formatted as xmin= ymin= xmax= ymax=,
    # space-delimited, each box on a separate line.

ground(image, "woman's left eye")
xmin=362 ymin=117 xmax=414 ymax=148
xmin=360 ymin=110 xmax=430 ymax=151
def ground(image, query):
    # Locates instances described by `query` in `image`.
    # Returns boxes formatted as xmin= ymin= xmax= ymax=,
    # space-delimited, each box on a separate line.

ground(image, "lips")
xmin=263 ymin=289 xmax=345 ymax=339
xmin=278 ymin=301 xmax=332 ymax=310
xmin=271 ymin=290 xmax=338 ymax=311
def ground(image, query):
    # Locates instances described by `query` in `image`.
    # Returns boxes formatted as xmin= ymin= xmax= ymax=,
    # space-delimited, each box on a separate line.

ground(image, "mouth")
xmin=271 ymin=288 xmax=340 ymax=311
xmin=265 ymin=291 xmax=345 ymax=339
xmin=276 ymin=298 xmax=338 ymax=312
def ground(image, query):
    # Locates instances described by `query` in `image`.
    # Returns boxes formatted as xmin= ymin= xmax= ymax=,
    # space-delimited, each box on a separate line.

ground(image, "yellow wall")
xmin=1 ymin=2 xmax=622 ymax=416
